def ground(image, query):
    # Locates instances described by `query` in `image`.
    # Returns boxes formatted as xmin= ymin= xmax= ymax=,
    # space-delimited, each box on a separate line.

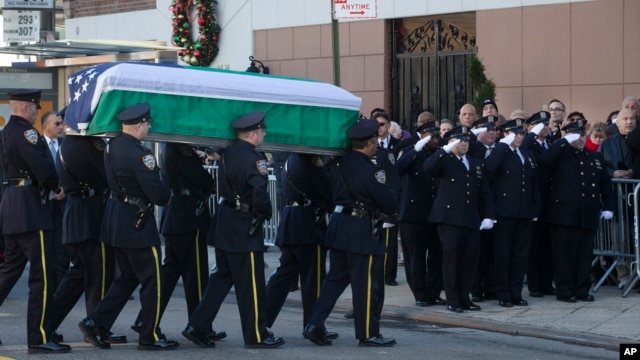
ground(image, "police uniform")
xmin=395 ymin=121 xmax=444 ymax=306
xmin=265 ymin=153 xmax=332 ymax=330
xmin=303 ymin=119 xmax=397 ymax=347
xmin=484 ymin=119 xmax=539 ymax=307
xmin=424 ymin=126 xmax=495 ymax=312
xmin=521 ymin=111 xmax=556 ymax=297
xmin=467 ymin=116 xmax=498 ymax=303
xmin=79 ymin=103 xmax=177 ymax=350
xmin=50 ymin=113 xmax=121 ymax=342
xmin=541 ymin=120 xmax=614 ymax=302
xmin=183 ymin=111 xmax=284 ymax=349
xmin=0 ymin=89 xmax=70 ymax=353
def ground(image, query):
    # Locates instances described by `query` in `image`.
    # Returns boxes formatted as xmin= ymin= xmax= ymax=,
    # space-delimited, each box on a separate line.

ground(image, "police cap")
xmin=8 ymin=89 xmax=42 ymax=109
xmin=348 ymin=119 xmax=379 ymax=140
xmin=526 ymin=111 xmax=550 ymax=125
xmin=232 ymin=110 xmax=267 ymax=132
xmin=116 ymin=103 xmax=152 ymax=125
xmin=416 ymin=119 xmax=440 ymax=135
xmin=472 ymin=115 xmax=497 ymax=130
xmin=561 ymin=118 xmax=587 ymax=134
xmin=443 ymin=125 xmax=471 ymax=141
xmin=500 ymin=118 xmax=526 ymax=134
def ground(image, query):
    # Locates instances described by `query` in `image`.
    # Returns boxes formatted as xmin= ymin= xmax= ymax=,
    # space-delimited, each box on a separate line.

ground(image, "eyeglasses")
xmin=377 ymin=122 xmax=389 ymax=127
xmin=549 ymin=107 xmax=565 ymax=112
xmin=54 ymin=121 xmax=64 ymax=126
xmin=568 ymin=118 xmax=584 ymax=122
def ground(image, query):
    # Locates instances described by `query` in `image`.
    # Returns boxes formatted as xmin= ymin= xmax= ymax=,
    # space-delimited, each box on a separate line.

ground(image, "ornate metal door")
xmin=392 ymin=17 xmax=477 ymax=132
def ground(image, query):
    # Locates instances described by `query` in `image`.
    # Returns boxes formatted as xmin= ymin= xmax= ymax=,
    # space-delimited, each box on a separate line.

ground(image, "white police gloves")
xmin=479 ymin=218 xmax=495 ymax=230
xmin=499 ymin=133 xmax=516 ymax=146
xmin=531 ymin=123 xmax=544 ymax=136
xmin=443 ymin=139 xmax=461 ymax=153
xmin=600 ymin=211 xmax=614 ymax=220
xmin=414 ymin=135 xmax=432 ymax=152
xmin=471 ymin=127 xmax=487 ymax=136
xmin=564 ymin=133 xmax=580 ymax=143
xmin=382 ymin=222 xmax=395 ymax=229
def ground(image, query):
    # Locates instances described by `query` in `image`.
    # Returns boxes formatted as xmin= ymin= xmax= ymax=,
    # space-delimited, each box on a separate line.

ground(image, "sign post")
xmin=333 ymin=0 xmax=377 ymax=20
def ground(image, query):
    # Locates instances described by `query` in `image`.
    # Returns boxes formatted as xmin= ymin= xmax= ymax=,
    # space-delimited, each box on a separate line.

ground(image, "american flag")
xmin=64 ymin=62 xmax=180 ymax=132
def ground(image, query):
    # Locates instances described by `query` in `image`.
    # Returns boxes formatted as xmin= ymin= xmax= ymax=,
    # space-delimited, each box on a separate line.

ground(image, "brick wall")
xmin=71 ymin=0 xmax=156 ymax=18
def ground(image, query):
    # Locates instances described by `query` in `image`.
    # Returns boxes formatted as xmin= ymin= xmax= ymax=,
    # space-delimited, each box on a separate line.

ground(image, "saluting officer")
xmin=303 ymin=119 xmax=397 ymax=347
xmin=265 ymin=152 xmax=334 ymax=334
xmin=79 ymin=103 xmax=178 ymax=350
xmin=0 ymin=89 xmax=71 ymax=353
xmin=130 ymin=142 xmax=225 ymax=341
xmin=423 ymin=126 xmax=496 ymax=313
xmin=484 ymin=119 xmax=539 ymax=307
xmin=50 ymin=108 xmax=124 ymax=344
xmin=395 ymin=120 xmax=445 ymax=307
xmin=542 ymin=120 xmax=614 ymax=302
xmin=182 ymin=111 xmax=284 ymax=349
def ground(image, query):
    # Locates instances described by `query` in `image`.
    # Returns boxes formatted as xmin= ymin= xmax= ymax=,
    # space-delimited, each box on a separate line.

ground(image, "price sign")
xmin=2 ymin=10 xmax=40 ymax=42
xmin=3 ymin=0 xmax=54 ymax=10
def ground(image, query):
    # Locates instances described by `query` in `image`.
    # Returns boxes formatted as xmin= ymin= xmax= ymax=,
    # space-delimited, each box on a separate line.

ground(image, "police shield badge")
xmin=387 ymin=152 xmax=396 ymax=165
xmin=256 ymin=160 xmax=268 ymax=176
xmin=142 ymin=154 xmax=156 ymax=170
xmin=24 ymin=129 xmax=38 ymax=145
xmin=374 ymin=170 xmax=386 ymax=184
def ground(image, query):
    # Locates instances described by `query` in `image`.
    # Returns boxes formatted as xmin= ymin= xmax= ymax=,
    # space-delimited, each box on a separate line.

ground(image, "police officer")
xmin=182 ymin=111 xmax=284 ymax=349
xmin=78 ymin=103 xmax=178 ymax=350
xmin=303 ymin=119 xmax=397 ymax=347
xmin=130 ymin=142 xmax=225 ymax=341
xmin=49 ymin=108 xmax=124 ymax=344
xmin=542 ymin=120 xmax=614 ymax=302
xmin=423 ymin=126 xmax=495 ymax=313
xmin=395 ymin=120 xmax=445 ymax=307
xmin=484 ymin=119 xmax=539 ymax=307
xmin=521 ymin=111 xmax=556 ymax=297
xmin=265 ymin=152 xmax=334 ymax=334
xmin=0 ymin=89 xmax=71 ymax=353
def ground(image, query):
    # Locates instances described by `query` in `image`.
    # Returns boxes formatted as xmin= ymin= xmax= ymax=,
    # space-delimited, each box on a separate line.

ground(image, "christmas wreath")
xmin=171 ymin=0 xmax=221 ymax=66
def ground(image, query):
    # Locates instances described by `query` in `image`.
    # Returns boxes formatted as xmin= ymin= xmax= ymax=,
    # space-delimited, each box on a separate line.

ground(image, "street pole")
xmin=330 ymin=0 xmax=340 ymax=87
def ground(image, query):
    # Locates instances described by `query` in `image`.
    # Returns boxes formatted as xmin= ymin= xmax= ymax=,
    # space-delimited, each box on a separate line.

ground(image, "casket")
xmin=64 ymin=62 xmax=362 ymax=155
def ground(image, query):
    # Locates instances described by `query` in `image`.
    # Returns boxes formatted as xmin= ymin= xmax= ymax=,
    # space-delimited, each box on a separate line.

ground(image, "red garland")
xmin=170 ymin=0 xmax=220 ymax=66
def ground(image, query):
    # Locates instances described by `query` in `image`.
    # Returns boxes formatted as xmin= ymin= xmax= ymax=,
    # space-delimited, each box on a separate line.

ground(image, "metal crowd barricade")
xmin=203 ymin=164 xmax=279 ymax=247
xmin=626 ymin=182 xmax=640 ymax=297
xmin=593 ymin=179 xmax=639 ymax=295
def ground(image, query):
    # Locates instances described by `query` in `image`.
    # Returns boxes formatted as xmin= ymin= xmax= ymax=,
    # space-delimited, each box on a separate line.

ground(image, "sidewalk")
xmin=262 ymin=248 xmax=640 ymax=351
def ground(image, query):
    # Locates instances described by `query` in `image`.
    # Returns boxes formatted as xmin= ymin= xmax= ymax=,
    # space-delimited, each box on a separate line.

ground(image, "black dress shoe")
xmin=471 ymin=295 xmax=484 ymax=303
xmin=27 ymin=341 xmax=71 ymax=354
xmin=358 ymin=334 xmax=396 ymax=347
xmin=105 ymin=331 xmax=127 ymax=344
xmin=131 ymin=319 xmax=142 ymax=334
xmin=344 ymin=311 xmax=354 ymax=319
xmin=138 ymin=338 xmax=179 ymax=350
xmin=208 ymin=330 xmax=227 ymax=341
xmin=576 ymin=295 xmax=594 ymax=302
xmin=447 ymin=304 xmax=464 ymax=313
xmin=528 ymin=291 xmax=543 ymax=298
xmin=426 ymin=296 xmax=447 ymax=305
xmin=463 ymin=302 xmax=481 ymax=311
xmin=78 ymin=318 xmax=110 ymax=349
xmin=385 ymin=280 xmax=398 ymax=286
xmin=325 ymin=331 xmax=339 ymax=340
xmin=416 ymin=299 xmax=429 ymax=307
xmin=557 ymin=296 xmax=578 ymax=303
xmin=303 ymin=324 xmax=331 ymax=346
xmin=244 ymin=336 xmax=285 ymax=349
xmin=512 ymin=298 xmax=528 ymax=306
xmin=182 ymin=325 xmax=215 ymax=348
xmin=51 ymin=331 xmax=64 ymax=343
xmin=498 ymin=299 xmax=513 ymax=308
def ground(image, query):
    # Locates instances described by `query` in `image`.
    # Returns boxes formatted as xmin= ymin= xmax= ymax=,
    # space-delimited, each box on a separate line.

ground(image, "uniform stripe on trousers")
xmin=195 ymin=229 xmax=203 ymax=299
xmin=151 ymin=246 xmax=162 ymax=342
xmin=100 ymin=243 xmax=107 ymax=298
xmin=366 ymin=255 xmax=373 ymax=339
xmin=38 ymin=230 xmax=48 ymax=343
xmin=250 ymin=252 xmax=262 ymax=343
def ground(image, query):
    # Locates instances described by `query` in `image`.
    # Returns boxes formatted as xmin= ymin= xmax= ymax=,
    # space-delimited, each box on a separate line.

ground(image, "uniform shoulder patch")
xmin=311 ymin=156 xmax=324 ymax=167
xmin=387 ymin=152 xmax=396 ymax=165
xmin=180 ymin=145 xmax=193 ymax=156
xmin=92 ymin=138 xmax=106 ymax=151
xmin=142 ymin=153 xmax=156 ymax=170
xmin=374 ymin=170 xmax=386 ymax=184
xmin=23 ymin=129 xmax=38 ymax=145
xmin=256 ymin=159 xmax=268 ymax=176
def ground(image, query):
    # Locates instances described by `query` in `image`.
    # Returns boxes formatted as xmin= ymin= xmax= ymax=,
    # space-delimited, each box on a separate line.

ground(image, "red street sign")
xmin=333 ymin=0 xmax=377 ymax=19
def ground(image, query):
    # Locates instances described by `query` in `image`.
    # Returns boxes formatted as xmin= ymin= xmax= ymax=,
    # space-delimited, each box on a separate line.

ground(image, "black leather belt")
xmin=8 ymin=178 xmax=32 ymax=187
xmin=333 ymin=205 xmax=372 ymax=219
xmin=171 ymin=188 xmax=192 ymax=197
xmin=218 ymin=196 xmax=250 ymax=213
xmin=110 ymin=191 xmax=146 ymax=206
xmin=67 ymin=188 xmax=97 ymax=199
